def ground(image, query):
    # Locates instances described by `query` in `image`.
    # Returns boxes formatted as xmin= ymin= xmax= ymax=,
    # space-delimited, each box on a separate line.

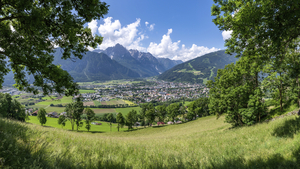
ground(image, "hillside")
xmin=2 ymin=115 xmax=300 ymax=168
xmin=3 ymin=44 xmax=183 ymax=85
xmin=158 ymin=50 xmax=238 ymax=84
xmin=52 ymin=49 xmax=140 ymax=82
xmin=103 ymin=44 xmax=182 ymax=77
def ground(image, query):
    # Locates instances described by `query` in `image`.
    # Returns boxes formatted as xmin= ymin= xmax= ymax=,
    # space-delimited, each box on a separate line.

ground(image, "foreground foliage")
xmin=0 ymin=0 xmax=109 ymax=95
xmin=1 ymin=115 xmax=300 ymax=168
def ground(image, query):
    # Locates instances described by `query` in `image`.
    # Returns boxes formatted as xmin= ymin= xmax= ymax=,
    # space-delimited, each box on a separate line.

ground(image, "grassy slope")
xmin=27 ymin=116 xmax=126 ymax=133
xmin=2 ymin=114 xmax=300 ymax=168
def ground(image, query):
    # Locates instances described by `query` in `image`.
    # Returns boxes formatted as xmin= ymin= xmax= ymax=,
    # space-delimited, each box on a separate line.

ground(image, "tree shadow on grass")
xmin=90 ymin=131 xmax=105 ymax=133
xmin=206 ymin=149 xmax=300 ymax=169
xmin=0 ymin=118 xmax=131 ymax=169
xmin=42 ymin=125 xmax=54 ymax=128
xmin=271 ymin=116 xmax=300 ymax=138
xmin=152 ymin=125 xmax=165 ymax=128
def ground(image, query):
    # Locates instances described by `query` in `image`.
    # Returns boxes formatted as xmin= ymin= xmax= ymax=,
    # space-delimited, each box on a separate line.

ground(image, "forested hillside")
xmin=158 ymin=50 xmax=237 ymax=84
xmin=51 ymin=49 xmax=140 ymax=82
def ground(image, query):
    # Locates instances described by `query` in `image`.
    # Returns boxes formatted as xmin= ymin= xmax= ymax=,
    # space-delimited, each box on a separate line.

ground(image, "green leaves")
xmin=37 ymin=108 xmax=47 ymax=126
xmin=0 ymin=0 xmax=109 ymax=95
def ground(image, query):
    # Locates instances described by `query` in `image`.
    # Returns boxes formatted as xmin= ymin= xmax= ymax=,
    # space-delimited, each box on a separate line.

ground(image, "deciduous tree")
xmin=125 ymin=110 xmax=135 ymax=131
xmin=107 ymin=113 xmax=114 ymax=132
xmin=58 ymin=115 xmax=66 ymax=129
xmin=85 ymin=108 xmax=95 ymax=132
xmin=116 ymin=112 xmax=125 ymax=132
xmin=0 ymin=0 xmax=109 ymax=95
xmin=166 ymin=103 xmax=180 ymax=123
xmin=37 ymin=108 xmax=47 ymax=126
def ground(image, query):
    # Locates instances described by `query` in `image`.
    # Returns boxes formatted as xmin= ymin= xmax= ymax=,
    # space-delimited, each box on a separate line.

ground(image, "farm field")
xmin=36 ymin=96 xmax=73 ymax=106
xmin=2 ymin=113 xmax=300 ymax=168
xmin=115 ymin=107 xmax=141 ymax=115
xmin=105 ymin=99 xmax=126 ymax=105
xmin=91 ymin=108 xmax=116 ymax=114
xmin=83 ymin=101 xmax=94 ymax=106
xmin=93 ymin=99 xmax=135 ymax=106
xmin=123 ymin=100 xmax=135 ymax=105
xmin=79 ymin=89 xmax=96 ymax=93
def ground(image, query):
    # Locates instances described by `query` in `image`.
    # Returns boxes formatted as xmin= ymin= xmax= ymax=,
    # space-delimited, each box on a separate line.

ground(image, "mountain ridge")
xmin=158 ymin=50 xmax=238 ymax=84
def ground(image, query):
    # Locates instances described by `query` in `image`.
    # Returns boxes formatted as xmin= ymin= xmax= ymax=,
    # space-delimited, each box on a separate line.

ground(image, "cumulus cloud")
xmin=96 ymin=17 xmax=146 ymax=51
xmin=222 ymin=30 xmax=232 ymax=40
xmin=88 ymin=17 xmax=219 ymax=61
xmin=88 ymin=20 xmax=98 ymax=36
xmin=147 ymin=29 xmax=219 ymax=61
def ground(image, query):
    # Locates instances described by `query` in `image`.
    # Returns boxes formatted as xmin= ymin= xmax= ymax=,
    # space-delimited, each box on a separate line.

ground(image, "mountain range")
xmin=158 ymin=50 xmax=238 ymax=84
xmin=3 ymin=44 xmax=183 ymax=84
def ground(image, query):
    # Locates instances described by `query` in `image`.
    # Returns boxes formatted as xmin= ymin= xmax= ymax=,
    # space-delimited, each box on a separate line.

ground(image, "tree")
xmin=145 ymin=108 xmax=156 ymax=127
xmin=187 ymin=101 xmax=197 ymax=119
xmin=0 ymin=93 xmax=26 ymax=121
xmin=208 ymin=59 xmax=266 ymax=127
xmin=85 ymin=108 xmax=95 ymax=132
xmin=116 ymin=112 xmax=125 ymax=132
xmin=166 ymin=103 xmax=180 ymax=123
xmin=156 ymin=105 xmax=167 ymax=125
xmin=107 ymin=113 xmax=114 ymax=132
xmin=140 ymin=103 xmax=154 ymax=127
xmin=125 ymin=110 xmax=135 ymax=131
xmin=211 ymin=0 xmax=300 ymax=62
xmin=0 ymin=0 xmax=109 ymax=95
xmin=58 ymin=115 xmax=66 ymax=129
xmin=37 ymin=108 xmax=47 ymax=126
xmin=65 ymin=97 xmax=84 ymax=131
xmin=139 ymin=104 xmax=147 ymax=128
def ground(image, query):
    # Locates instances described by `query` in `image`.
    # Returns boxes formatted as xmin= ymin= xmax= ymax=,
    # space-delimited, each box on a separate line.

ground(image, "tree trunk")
xmin=279 ymin=84 xmax=283 ymax=112
xmin=118 ymin=123 xmax=119 ymax=132
xmin=297 ymin=76 xmax=300 ymax=108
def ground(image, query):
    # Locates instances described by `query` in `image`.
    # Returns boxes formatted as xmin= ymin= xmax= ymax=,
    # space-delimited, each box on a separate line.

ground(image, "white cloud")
xmin=88 ymin=20 xmax=98 ymax=36
xmin=145 ymin=21 xmax=155 ymax=31
xmin=222 ymin=30 xmax=232 ymax=40
xmin=97 ymin=17 xmax=146 ymax=51
xmin=89 ymin=17 xmax=219 ymax=61
xmin=149 ymin=24 xmax=155 ymax=31
xmin=147 ymin=29 xmax=219 ymax=61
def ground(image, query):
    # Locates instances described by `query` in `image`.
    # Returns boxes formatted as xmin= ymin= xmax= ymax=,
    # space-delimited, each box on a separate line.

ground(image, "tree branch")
xmin=0 ymin=16 xmax=21 ymax=22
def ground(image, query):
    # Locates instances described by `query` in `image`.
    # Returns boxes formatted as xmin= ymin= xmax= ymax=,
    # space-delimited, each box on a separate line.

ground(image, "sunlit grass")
xmin=2 ymin=113 xmax=300 ymax=168
xmin=27 ymin=116 xmax=126 ymax=133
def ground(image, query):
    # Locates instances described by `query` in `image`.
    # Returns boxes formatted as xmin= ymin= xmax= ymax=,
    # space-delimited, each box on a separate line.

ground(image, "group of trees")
xmin=0 ymin=93 xmax=26 ymax=121
xmin=63 ymin=98 xmax=95 ymax=131
xmin=208 ymin=0 xmax=300 ymax=127
xmin=35 ymin=98 xmax=96 ymax=131
xmin=112 ymin=98 xmax=210 ymax=131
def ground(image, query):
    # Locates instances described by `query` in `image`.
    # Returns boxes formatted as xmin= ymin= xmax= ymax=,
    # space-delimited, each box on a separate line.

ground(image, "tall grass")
xmin=1 ymin=115 xmax=300 ymax=168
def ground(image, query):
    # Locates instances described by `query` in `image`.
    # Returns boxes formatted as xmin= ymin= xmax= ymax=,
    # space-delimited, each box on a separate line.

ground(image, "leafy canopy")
xmin=0 ymin=0 xmax=109 ymax=96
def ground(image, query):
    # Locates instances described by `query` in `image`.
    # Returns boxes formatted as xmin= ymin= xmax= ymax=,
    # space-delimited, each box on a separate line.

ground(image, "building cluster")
xmin=1 ymin=80 xmax=209 ymax=105
xmin=79 ymin=80 xmax=208 ymax=104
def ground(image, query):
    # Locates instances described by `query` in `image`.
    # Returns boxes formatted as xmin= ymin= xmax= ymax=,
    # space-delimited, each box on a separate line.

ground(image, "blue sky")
xmin=88 ymin=0 xmax=231 ymax=61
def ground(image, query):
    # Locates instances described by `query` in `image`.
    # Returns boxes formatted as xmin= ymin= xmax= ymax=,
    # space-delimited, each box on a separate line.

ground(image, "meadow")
xmin=2 ymin=113 xmax=300 ymax=168
xmin=27 ymin=116 xmax=126 ymax=132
